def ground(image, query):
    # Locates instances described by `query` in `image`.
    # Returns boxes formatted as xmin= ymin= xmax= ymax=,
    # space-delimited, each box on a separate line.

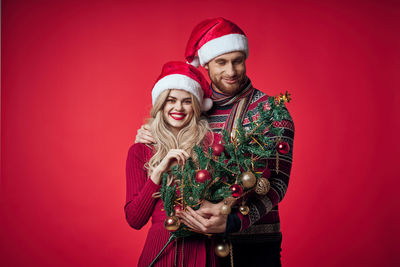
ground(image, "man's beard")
xmin=211 ymin=75 xmax=248 ymax=96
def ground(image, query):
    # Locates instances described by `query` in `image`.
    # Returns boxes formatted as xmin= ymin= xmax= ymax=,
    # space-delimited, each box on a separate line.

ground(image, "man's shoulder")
xmin=247 ymin=87 xmax=270 ymax=111
xmin=247 ymin=87 xmax=294 ymax=125
xmin=250 ymin=87 xmax=270 ymax=105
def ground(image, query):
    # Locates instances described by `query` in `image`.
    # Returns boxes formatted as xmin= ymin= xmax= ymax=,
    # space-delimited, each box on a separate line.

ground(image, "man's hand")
xmin=176 ymin=200 xmax=234 ymax=234
xmin=135 ymin=124 xmax=156 ymax=144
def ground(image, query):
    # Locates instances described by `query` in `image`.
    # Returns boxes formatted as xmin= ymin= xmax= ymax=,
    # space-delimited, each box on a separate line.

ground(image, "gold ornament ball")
xmin=164 ymin=216 xmax=180 ymax=232
xmin=255 ymin=178 xmax=271 ymax=195
xmin=240 ymin=171 xmax=257 ymax=189
xmin=239 ymin=205 xmax=250 ymax=215
xmin=215 ymin=242 xmax=230 ymax=257
xmin=220 ymin=204 xmax=231 ymax=215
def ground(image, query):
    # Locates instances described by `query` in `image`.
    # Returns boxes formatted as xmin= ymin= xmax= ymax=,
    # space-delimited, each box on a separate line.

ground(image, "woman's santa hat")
xmin=152 ymin=61 xmax=213 ymax=111
xmin=185 ymin=17 xmax=249 ymax=67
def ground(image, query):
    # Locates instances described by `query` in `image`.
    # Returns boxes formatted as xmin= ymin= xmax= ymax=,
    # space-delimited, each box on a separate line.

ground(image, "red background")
xmin=1 ymin=0 xmax=399 ymax=266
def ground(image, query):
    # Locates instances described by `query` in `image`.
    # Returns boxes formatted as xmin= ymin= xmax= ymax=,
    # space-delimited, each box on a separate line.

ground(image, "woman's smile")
xmin=169 ymin=112 xmax=187 ymax=120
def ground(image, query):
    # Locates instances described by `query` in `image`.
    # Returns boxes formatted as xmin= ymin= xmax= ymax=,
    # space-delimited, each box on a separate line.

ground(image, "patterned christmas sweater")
xmin=207 ymin=81 xmax=295 ymax=242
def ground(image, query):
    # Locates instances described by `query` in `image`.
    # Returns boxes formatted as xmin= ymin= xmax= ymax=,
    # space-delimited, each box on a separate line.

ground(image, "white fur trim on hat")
xmin=187 ymin=56 xmax=200 ymax=68
xmin=152 ymin=74 xmax=203 ymax=106
xmin=201 ymin=98 xmax=213 ymax=112
xmin=198 ymin=33 xmax=249 ymax=66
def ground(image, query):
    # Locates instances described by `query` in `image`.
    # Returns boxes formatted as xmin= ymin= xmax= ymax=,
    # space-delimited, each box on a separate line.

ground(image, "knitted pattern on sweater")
xmin=207 ymin=83 xmax=295 ymax=239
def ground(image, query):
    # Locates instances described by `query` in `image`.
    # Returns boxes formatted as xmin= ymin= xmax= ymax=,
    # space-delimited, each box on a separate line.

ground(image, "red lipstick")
xmin=169 ymin=113 xmax=186 ymax=121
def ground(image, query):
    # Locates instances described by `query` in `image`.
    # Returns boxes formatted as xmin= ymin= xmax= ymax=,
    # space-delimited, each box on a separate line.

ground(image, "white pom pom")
xmin=201 ymin=98 xmax=213 ymax=112
xmin=188 ymin=56 xmax=200 ymax=68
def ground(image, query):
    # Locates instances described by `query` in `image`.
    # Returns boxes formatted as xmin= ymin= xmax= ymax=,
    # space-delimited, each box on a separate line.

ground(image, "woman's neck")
xmin=170 ymin=128 xmax=179 ymax=137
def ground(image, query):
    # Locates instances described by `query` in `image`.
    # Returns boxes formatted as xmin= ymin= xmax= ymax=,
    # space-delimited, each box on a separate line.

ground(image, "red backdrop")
xmin=1 ymin=0 xmax=399 ymax=266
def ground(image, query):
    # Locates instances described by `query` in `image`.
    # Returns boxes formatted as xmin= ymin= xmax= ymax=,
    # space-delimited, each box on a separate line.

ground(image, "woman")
xmin=124 ymin=61 xmax=217 ymax=266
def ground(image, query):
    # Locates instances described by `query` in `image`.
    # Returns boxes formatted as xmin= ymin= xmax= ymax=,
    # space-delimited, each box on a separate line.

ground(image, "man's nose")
xmin=225 ymin=62 xmax=236 ymax=76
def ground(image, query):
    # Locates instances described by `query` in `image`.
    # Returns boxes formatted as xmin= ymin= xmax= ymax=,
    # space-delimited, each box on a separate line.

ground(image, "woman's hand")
xmin=151 ymin=149 xmax=190 ymax=184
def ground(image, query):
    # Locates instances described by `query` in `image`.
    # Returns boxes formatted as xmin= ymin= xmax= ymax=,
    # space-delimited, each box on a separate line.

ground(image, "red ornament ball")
xmin=174 ymin=204 xmax=183 ymax=213
xmin=230 ymin=184 xmax=243 ymax=198
xmin=212 ymin=144 xmax=225 ymax=156
xmin=164 ymin=216 xmax=180 ymax=232
xmin=195 ymin=170 xmax=211 ymax=183
xmin=262 ymin=167 xmax=271 ymax=179
xmin=277 ymin=142 xmax=290 ymax=154
xmin=176 ymin=188 xmax=181 ymax=197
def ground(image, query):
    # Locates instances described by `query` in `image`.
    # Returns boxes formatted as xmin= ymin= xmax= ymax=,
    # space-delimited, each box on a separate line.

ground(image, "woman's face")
xmin=163 ymin=89 xmax=194 ymax=134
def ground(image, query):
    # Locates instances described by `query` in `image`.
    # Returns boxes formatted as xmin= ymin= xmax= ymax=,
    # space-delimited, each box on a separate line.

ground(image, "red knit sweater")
xmin=124 ymin=143 xmax=217 ymax=267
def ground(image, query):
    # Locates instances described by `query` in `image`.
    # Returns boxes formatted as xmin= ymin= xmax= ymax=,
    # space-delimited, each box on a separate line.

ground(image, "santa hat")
xmin=152 ymin=61 xmax=213 ymax=111
xmin=185 ymin=17 xmax=249 ymax=67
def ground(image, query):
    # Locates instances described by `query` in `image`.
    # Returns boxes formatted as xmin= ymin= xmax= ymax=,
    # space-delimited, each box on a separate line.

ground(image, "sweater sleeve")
xmin=124 ymin=143 xmax=161 ymax=230
xmin=228 ymin=106 xmax=295 ymax=232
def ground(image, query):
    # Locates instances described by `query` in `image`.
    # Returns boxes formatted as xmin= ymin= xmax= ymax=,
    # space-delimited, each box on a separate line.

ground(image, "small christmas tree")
xmin=161 ymin=92 xmax=292 ymax=236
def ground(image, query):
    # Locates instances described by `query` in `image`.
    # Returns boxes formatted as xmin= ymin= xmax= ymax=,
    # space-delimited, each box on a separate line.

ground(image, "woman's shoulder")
xmin=127 ymin=143 xmax=153 ymax=159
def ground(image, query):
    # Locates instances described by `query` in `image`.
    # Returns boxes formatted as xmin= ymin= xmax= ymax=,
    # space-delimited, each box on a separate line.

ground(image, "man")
xmin=136 ymin=17 xmax=294 ymax=267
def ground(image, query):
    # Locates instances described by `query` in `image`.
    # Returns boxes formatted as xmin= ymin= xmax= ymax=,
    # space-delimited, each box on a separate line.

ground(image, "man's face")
xmin=205 ymin=51 xmax=247 ymax=96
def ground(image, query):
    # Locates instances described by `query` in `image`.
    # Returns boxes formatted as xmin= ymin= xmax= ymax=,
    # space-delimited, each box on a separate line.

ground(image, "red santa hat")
xmin=185 ymin=17 xmax=249 ymax=67
xmin=152 ymin=61 xmax=212 ymax=111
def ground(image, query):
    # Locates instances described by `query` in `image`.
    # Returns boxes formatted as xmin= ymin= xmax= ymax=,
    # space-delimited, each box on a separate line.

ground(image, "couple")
xmin=124 ymin=17 xmax=295 ymax=267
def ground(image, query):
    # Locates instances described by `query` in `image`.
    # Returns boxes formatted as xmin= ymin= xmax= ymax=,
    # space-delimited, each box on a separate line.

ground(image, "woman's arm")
xmin=124 ymin=144 xmax=190 ymax=229
xmin=124 ymin=144 xmax=161 ymax=230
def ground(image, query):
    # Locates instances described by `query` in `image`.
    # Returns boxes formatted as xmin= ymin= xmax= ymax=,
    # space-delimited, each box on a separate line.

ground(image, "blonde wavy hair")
xmin=147 ymin=89 xmax=211 ymax=176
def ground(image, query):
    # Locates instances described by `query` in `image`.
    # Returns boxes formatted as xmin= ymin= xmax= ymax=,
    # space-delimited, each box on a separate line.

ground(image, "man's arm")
xmin=228 ymin=116 xmax=295 ymax=232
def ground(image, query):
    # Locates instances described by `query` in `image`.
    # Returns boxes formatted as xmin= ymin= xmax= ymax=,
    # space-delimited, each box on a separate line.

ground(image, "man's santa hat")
xmin=152 ymin=61 xmax=213 ymax=111
xmin=185 ymin=17 xmax=249 ymax=67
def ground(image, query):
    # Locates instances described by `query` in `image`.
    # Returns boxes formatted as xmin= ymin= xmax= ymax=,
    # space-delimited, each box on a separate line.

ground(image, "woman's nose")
xmin=174 ymin=101 xmax=184 ymax=110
